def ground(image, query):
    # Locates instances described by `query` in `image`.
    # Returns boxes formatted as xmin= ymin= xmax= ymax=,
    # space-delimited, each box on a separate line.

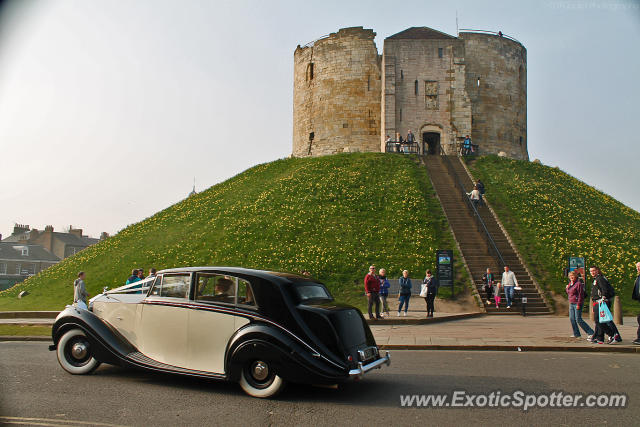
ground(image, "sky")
xmin=0 ymin=0 xmax=638 ymax=238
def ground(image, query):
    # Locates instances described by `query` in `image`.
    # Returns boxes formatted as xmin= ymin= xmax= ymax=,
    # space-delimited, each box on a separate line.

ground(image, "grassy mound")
xmin=467 ymin=156 xmax=640 ymax=313
xmin=0 ymin=153 xmax=465 ymax=311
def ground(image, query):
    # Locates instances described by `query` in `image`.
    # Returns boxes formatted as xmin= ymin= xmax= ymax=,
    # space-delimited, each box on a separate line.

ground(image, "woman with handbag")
xmin=566 ymin=270 xmax=594 ymax=338
xmin=421 ymin=270 xmax=439 ymax=318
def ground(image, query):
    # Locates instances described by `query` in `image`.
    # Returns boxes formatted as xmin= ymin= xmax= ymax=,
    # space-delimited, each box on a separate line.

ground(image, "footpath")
xmin=1 ymin=311 xmax=639 ymax=353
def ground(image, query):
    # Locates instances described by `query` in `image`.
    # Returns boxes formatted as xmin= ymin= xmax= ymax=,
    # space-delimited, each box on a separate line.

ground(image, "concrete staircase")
xmin=423 ymin=155 xmax=552 ymax=315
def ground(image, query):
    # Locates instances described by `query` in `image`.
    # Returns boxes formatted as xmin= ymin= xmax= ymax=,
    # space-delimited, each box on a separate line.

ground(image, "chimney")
xmin=68 ymin=226 xmax=83 ymax=237
xmin=12 ymin=224 xmax=30 ymax=236
xmin=41 ymin=225 xmax=54 ymax=252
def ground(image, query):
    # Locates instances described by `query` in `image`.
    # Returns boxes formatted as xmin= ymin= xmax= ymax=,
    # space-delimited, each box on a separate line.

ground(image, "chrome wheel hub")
xmin=71 ymin=342 xmax=88 ymax=360
xmin=252 ymin=361 xmax=269 ymax=381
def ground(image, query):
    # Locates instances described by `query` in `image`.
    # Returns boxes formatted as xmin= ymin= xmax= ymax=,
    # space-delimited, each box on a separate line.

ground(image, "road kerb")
xmin=379 ymin=344 xmax=640 ymax=353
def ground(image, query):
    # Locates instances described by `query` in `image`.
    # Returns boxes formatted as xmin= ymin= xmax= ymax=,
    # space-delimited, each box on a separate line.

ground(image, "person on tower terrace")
xmin=566 ymin=270 xmax=594 ymax=339
xmin=407 ymin=130 xmax=415 ymax=152
xmin=385 ymin=135 xmax=393 ymax=153
xmin=482 ymin=268 xmax=495 ymax=305
xmin=501 ymin=265 xmax=518 ymax=309
xmin=364 ymin=265 xmax=382 ymax=320
xmin=589 ymin=266 xmax=622 ymax=344
xmin=631 ymin=262 xmax=640 ymax=345
xmin=463 ymin=135 xmax=472 ymax=155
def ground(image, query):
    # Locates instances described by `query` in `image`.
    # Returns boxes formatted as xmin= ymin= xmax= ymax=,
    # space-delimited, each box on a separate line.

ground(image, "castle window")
xmin=438 ymin=47 xmax=443 ymax=58
xmin=424 ymin=81 xmax=438 ymax=109
xmin=399 ymin=108 xmax=402 ymax=122
xmin=306 ymin=63 xmax=314 ymax=81
xmin=400 ymin=70 xmax=403 ymax=80
xmin=477 ymin=77 xmax=480 ymax=87
xmin=414 ymin=80 xmax=418 ymax=95
xmin=367 ymin=75 xmax=370 ymax=91
xmin=519 ymin=136 xmax=523 ymax=145
xmin=343 ymin=123 xmax=348 ymax=128
xmin=309 ymin=132 xmax=314 ymax=141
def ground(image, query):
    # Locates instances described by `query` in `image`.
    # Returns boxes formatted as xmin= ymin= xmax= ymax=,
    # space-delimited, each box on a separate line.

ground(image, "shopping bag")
xmin=598 ymin=301 xmax=613 ymax=323
xmin=420 ymin=284 xmax=428 ymax=298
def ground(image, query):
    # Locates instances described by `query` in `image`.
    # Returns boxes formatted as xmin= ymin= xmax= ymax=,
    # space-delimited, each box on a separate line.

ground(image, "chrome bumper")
xmin=348 ymin=351 xmax=391 ymax=379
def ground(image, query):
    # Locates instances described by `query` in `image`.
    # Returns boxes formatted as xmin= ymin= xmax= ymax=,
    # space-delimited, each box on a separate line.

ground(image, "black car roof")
xmin=156 ymin=266 xmax=320 ymax=285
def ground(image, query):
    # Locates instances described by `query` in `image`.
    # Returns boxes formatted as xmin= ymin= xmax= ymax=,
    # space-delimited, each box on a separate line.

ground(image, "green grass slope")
xmin=467 ymin=156 xmax=640 ymax=313
xmin=0 ymin=153 xmax=465 ymax=311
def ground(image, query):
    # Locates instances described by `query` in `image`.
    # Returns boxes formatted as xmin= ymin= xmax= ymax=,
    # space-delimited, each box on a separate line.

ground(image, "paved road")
xmin=1 ymin=343 xmax=638 ymax=426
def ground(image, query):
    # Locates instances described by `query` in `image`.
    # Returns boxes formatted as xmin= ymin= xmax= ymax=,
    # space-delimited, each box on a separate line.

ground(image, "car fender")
xmin=51 ymin=306 xmax=136 ymax=367
xmin=225 ymin=322 xmax=348 ymax=384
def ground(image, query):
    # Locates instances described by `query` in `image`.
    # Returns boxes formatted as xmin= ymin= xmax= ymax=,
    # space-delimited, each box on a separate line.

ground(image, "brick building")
xmin=0 ymin=243 xmax=59 ymax=290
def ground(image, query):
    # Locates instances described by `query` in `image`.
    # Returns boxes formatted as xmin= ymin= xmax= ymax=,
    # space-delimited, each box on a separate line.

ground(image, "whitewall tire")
xmin=239 ymin=359 xmax=285 ymax=398
xmin=56 ymin=328 xmax=100 ymax=375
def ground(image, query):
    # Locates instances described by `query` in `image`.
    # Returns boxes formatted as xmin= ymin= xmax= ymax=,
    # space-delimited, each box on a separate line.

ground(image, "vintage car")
xmin=49 ymin=267 xmax=390 ymax=398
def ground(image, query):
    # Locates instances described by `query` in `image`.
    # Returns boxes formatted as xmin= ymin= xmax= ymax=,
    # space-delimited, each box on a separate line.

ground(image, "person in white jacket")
xmin=501 ymin=265 xmax=518 ymax=309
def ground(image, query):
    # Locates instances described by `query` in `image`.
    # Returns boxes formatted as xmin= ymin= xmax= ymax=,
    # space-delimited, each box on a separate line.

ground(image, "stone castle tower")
xmin=293 ymin=26 xmax=528 ymax=160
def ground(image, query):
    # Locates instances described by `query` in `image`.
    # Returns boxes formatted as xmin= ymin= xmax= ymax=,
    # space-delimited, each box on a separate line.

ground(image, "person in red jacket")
xmin=364 ymin=265 xmax=381 ymax=320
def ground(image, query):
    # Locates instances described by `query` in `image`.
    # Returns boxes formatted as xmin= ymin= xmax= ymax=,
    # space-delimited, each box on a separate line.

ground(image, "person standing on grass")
xmin=566 ymin=270 xmax=594 ymax=339
xmin=589 ymin=266 xmax=621 ymax=344
xmin=482 ymin=268 xmax=494 ymax=305
xmin=422 ymin=270 xmax=439 ymax=318
xmin=631 ymin=262 xmax=640 ymax=345
xmin=364 ymin=265 xmax=382 ymax=320
xmin=398 ymin=270 xmax=412 ymax=317
xmin=378 ymin=268 xmax=391 ymax=317
xmin=501 ymin=265 xmax=518 ymax=309
xmin=126 ymin=269 xmax=140 ymax=285
xmin=73 ymin=271 xmax=88 ymax=310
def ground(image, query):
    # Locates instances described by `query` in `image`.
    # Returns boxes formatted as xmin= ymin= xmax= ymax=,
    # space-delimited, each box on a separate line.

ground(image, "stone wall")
xmin=292 ymin=27 xmax=381 ymax=157
xmin=461 ymin=33 xmax=528 ymax=160
xmin=382 ymin=38 xmax=472 ymax=154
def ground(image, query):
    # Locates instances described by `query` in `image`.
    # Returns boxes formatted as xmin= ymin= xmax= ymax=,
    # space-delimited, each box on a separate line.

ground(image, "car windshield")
xmin=292 ymin=281 xmax=333 ymax=303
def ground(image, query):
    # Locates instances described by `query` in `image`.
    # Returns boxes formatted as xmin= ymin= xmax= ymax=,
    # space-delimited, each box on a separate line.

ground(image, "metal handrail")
xmin=458 ymin=28 xmax=522 ymax=45
xmin=439 ymin=147 xmax=506 ymax=268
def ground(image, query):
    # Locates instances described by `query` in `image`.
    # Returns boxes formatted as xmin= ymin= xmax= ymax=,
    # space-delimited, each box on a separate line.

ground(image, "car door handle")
xmin=116 ymin=316 xmax=123 ymax=320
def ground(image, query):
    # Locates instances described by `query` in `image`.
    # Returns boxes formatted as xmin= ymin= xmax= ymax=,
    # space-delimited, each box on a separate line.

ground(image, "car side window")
xmin=195 ymin=273 xmax=236 ymax=305
xmin=159 ymin=274 xmax=190 ymax=299
xmin=237 ymin=279 xmax=256 ymax=308
xmin=149 ymin=275 xmax=162 ymax=296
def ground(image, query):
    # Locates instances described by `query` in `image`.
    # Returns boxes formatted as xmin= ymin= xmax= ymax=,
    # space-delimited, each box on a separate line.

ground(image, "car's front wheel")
xmin=56 ymin=328 xmax=100 ymax=375
xmin=239 ymin=359 xmax=285 ymax=398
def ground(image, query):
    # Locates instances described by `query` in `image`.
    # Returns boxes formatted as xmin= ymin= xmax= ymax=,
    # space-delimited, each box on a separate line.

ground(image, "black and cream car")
xmin=50 ymin=267 xmax=390 ymax=398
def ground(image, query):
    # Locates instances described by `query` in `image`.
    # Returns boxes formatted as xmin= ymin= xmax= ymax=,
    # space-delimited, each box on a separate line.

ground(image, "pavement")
xmin=371 ymin=315 xmax=640 ymax=353
xmin=2 ymin=343 xmax=639 ymax=426
xmin=2 ymin=311 xmax=639 ymax=353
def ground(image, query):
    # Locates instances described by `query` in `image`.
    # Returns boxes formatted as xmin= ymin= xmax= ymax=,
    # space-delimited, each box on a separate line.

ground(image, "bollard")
xmin=613 ymin=296 xmax=623 ymax=325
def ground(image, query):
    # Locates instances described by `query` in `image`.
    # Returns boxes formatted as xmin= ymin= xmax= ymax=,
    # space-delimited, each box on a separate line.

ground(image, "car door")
xmin=138 ymin=273 xmax=191 ymax=368
xmin=187 ymin=273 xmax=252 ymax=374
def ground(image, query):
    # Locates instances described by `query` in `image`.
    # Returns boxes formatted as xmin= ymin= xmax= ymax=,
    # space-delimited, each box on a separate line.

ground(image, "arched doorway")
xmin=422 ymin=132 xmax=441 ymax=155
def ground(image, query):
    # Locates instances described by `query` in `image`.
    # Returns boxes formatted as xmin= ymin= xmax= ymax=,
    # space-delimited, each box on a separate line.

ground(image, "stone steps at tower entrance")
xmin=422 ymin=155 xmax=552 ymax=315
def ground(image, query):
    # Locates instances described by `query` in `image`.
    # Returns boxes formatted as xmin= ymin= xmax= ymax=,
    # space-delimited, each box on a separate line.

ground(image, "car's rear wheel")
xmin=56 ymin=328 xmax=100 ymax=374
xmin=239 ymin=359 xmax=285 ymax=398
